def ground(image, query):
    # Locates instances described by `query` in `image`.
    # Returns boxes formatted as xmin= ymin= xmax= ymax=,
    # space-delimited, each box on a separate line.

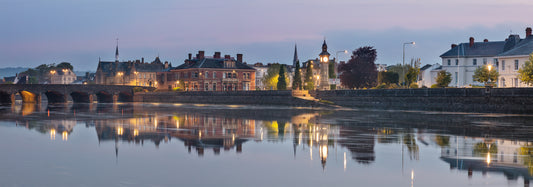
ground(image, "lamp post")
xmin=403 ymin=42 xmax=415 ymax=88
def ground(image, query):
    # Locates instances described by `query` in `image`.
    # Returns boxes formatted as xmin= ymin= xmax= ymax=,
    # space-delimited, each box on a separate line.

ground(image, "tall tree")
xmin=277 ymin=65 xmax=287 ymax=90
xmin=328 ymin=61 xmax=336 ymax=78
xmin=262 ymin=63 xmax=281 ymax=90
xmin=304 ymin=61 xmax=314 ymax=90
xmin=405 ymin=58 xmax=421 ymax=87
xmin=518 ymin=53 xmax=533 ymax=86
xmin=56 ymin=62 xmax=74 ymax=70
xmin=473 ymin=65 xmax=499 ymax=85
xmin=338 ymin=46 xmax=378 ymax=89
xmin=292 ymin=60 xmax=302 ymax=90
xmin=435 ymin=70 xmax=452 ymax=88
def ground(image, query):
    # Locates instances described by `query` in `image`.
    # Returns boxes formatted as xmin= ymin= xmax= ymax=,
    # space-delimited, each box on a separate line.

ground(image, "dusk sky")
xmin=1 ymin=0 xmax=533 ymax=71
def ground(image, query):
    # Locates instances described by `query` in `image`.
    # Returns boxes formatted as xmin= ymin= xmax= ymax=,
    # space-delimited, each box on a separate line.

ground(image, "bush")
xmin=409 ymin=83 xmax=418 ymax=88
xmin=430 ymin=84 xmax=440 ymax=88
xmin=373 ymin=83 xmax=388 ymax=89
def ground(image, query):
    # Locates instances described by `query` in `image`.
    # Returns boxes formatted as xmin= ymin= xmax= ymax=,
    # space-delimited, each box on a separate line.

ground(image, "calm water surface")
xmin=1 ymin=103 xmax=533 ymax=187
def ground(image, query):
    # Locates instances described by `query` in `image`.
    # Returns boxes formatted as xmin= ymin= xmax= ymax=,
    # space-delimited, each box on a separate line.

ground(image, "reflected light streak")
xmin=486 ymin=153 xmax=491 ymax=165
xmin=411 ymin=170 xmax=414 ymax=187
xmin=50 ymin=129 xmax=56 ymax=140
xmin=133 ymin=129 xmax=139 ymax=137
xmin=176 ymin=121 xmax=180 ymax=129
xmin=344 ymin=152 xmax=347 ymax=171
xmin=62 ymin=131 xmax=68 ymax=141
xmin=117 ymin=127 xmax=124 ymax=135
xmin=310 ymin=146 xmax=313 ymax=160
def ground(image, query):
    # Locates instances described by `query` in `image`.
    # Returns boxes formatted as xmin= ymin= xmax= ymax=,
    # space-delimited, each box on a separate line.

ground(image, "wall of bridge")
xmin=0 ymin=84 xmax=148 ymax=104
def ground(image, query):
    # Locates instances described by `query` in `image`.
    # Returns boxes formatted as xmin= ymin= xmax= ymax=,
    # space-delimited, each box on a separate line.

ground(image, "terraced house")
xmin=158 ymin=51 xmax=255 ymax=91
xmin=440 ymin=27 xmax=533 ymax=88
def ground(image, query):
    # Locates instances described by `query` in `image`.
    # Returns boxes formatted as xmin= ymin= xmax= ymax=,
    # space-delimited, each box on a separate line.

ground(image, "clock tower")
xmin=319 ymin=39 xmax=330 ymax=90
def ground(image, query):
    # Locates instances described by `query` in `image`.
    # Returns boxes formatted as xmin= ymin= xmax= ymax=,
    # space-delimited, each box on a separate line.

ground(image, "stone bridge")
xmin=0 ymin=84 xmax=154 ymax=104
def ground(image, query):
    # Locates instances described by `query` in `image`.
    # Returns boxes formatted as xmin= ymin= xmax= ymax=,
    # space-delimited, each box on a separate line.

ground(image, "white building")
xmin=50 ymin=69 xmax=76 ymax=84
xmin=440 ymin=27 xmax=533 ymax=88
xmin=417 ymin=63 xmax=441 ymax=88
xmin=496 ymin=28 xmax=533 ymax=87
xmin=253 ymin=63 xmax=268 ymax=90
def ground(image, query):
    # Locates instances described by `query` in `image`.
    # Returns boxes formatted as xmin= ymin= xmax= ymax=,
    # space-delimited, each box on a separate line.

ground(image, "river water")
xmin=1 ymin=103 xmax=533 ymax=187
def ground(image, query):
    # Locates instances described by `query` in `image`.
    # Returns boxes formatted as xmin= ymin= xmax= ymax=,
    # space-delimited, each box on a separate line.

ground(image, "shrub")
xmin=409 ymin=83 xmax=418 ymax=88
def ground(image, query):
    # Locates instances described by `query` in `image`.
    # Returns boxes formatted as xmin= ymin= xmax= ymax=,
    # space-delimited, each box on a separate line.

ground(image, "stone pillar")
xmin=113 ymin=93 xmax=119 ymax=103
xmin=89 ymin=94 xmax=96 ymax=103
xmin=10 ymin=93 xmax=15 ymax=105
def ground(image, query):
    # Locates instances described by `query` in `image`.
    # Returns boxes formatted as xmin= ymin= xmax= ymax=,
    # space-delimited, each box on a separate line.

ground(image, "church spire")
xmin=115 ymin=38 xmax=119 ymax=62
xmin=293 ymin=43 xmax=299 ymax=67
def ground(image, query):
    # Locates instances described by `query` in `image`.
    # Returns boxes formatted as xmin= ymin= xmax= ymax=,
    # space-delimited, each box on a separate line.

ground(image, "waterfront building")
xmin=157 ymin=51 xmax=255 ymax=91
xmin=417 ymin=63 xmax=441 ymax=88
xmin=252 ymin=63 xmax=269 ymax=90
xmin=95 ymin=44 xmax=169 ymax=86
xmin=49 ymin=68 xmax=76 ymax=84
xmin=439 ymin=27 xmax=533 ymax=87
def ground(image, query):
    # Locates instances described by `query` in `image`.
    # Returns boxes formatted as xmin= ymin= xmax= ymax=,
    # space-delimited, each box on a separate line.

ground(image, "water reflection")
xmin=3 ymin=103 xmax=533 ymax=186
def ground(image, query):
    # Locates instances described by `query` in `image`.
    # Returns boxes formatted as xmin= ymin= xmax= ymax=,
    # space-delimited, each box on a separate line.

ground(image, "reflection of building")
xmin=157 ymin=51 xmax=255 ymax=91
xmin=440 ymin=136 xmax=533 ymax=181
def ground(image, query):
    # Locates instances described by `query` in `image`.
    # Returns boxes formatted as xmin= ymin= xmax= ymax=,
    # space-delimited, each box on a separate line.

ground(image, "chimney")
xmin=236 ymin=54 xmax=243 ymax=62
xmin=198 ymin=51 xmax=205 ymax=59
xmin=224 ymin=55 xmax=231 ymax=59
xmin=451 ymin=44 xmax=457 ymax=49
xmin=483 ymin=39 xmax=488 ymax=42
xmin=469 ymin=37 xmax=474 ymax=47
xmin=188 ymin=53 xmax=192 ymax=60
xmin=214 ymin=52 xmax=221 ymax=59
xmin=527 ymin=27 xmax=532 ymax=37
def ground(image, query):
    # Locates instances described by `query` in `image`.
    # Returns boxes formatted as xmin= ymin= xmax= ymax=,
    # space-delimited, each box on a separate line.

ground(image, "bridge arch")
xmin=118 ymin=91 xmax=133 ymax=102
xmin=71 ymin=91 xmax=91 ymax=103
xmin=19 ymin=90 xmax=39 ymax=103
xmin=96 ymin=91 xmax=113 ymax=103
xmin=0 ymin=91 xmax=12 ymax=105
xmin=45 ymin=91 xmax=67 ymax=104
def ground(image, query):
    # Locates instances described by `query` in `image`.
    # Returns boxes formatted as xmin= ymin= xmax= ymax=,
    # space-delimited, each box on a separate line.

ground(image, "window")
xmin=223 ymin=72 xmax=226 ymax=78
xmin=472 ymin=59 xmax=477 ymax=66
xmin=447 ymin=59 xmax=451 ymax=66
xmin=194 ymin=72 xmax=199 ymax=78
xmin=205 ymin=71 xmax=209 ymax=78
xmin=205 ymin=83 xmax=209 ymax=91
xmin=233 ymin=73 xmax=237 ymax=78
xmin=213 ymin=72 xmax=216 ymax=78
xmin=515 ymin=60 xmax=519 ymax=70
xmin=515 ymin=78 xmax=519 ymax=87
xmin=483 ymin=58 xmax=487 ymax=65
xmin=213 ymin=83 xmax=217 ymax=91
xmin=502 ymin=60 xmax=505 ymax=70
xmin=454 ymin=72 xmax=458 ymax=84
xmin=455 ymin=59 xmax=459 ymax=66
xmin=494 ymin=58 xmax=499 ymax=67
xmin=501 ymin=78 xmax=506 ymax=87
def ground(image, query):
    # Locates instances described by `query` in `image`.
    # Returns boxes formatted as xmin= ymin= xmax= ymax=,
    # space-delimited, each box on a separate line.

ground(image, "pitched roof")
xmin=497 ymin=36 xmax=533 ymax=57
xmin=440 ymin=41 xmax=506 ymax=58
xmin=173 ymin=58 xmax=255 ymax=70
xmin=420 ymin=64 xmax=432 ymax=71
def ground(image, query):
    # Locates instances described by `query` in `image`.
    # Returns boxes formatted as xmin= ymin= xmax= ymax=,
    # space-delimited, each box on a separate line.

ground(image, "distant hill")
xmin=0 ymin=67 xmax=29 ymax=79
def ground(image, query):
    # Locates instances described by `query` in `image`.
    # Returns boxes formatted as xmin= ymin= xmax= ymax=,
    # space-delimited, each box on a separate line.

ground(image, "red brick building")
xmin=158 ymin=51 xmax=255 ymax=91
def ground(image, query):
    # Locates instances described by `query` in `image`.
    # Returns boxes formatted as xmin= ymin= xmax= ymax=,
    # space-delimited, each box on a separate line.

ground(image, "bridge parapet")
xmin=0 ymin=84 xmax=153 ymax=104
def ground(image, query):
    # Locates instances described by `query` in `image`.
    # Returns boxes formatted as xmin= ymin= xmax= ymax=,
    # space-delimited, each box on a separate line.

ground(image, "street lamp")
xmin=403 ymin=42 xmax=415 ymax=87
xmin=117 ymin=72 xmax=124 ymax=85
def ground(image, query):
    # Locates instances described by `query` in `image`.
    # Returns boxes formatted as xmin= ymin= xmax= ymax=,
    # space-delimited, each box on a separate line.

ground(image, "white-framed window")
xmin=455 ymin=59 xmax=459 ymax=66
xmin=472 ymin=59 xmax=477 ymax=66
xmin=515 ymin=60 xmax=519 ymax=70
xmin=447 ymin=59 xmax=451 ymax=66
xmin=502 ymin=60 xmax=506 ymax=70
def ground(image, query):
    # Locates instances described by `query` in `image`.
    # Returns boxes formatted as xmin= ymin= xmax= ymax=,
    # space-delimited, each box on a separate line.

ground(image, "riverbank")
xmin=134 ymin=88 xmax=533 ymax=113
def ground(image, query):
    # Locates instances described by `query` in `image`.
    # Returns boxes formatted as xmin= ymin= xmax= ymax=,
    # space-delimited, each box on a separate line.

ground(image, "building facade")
xmin=95 ymin=57 xmax=169 ymax=86
xmin=158 ymin=51 xmax=255 ymax=91
xmin=440 ymin=27 xmax=533 ymax=88
xmin=49 ymin=68 xmax=76 ymax=84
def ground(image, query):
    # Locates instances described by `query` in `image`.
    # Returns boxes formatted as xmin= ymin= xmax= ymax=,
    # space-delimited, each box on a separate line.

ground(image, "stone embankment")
xmin=134 ymin=88 xmax=533 ymax=113
xmin=310 ymin=88 xmax=533 ymax=113
xmin=133 ymin=90 xmax=333 ymax=108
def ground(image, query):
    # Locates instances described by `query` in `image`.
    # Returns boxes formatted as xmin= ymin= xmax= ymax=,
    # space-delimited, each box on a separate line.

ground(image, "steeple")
xmin=293 ymin=43 xmax=299 ymax=67
xmin=115 ymin=38 xmax=119 ymax=62
xmin=322 ymin=39 xmax=328 ymax=52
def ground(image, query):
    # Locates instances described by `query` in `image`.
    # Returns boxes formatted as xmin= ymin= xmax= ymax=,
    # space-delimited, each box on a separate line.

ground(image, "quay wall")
xmin=310 ymin=88 xmax=533 ymax=113
xmin=133 ymin=90 xmax=325 ymax=107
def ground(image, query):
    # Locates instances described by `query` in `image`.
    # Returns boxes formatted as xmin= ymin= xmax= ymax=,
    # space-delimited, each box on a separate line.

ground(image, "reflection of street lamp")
xmin=403 ymin=42 xmax=415 ymax=87
xmin=486 ymin=65 xmax=493 ymax=86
